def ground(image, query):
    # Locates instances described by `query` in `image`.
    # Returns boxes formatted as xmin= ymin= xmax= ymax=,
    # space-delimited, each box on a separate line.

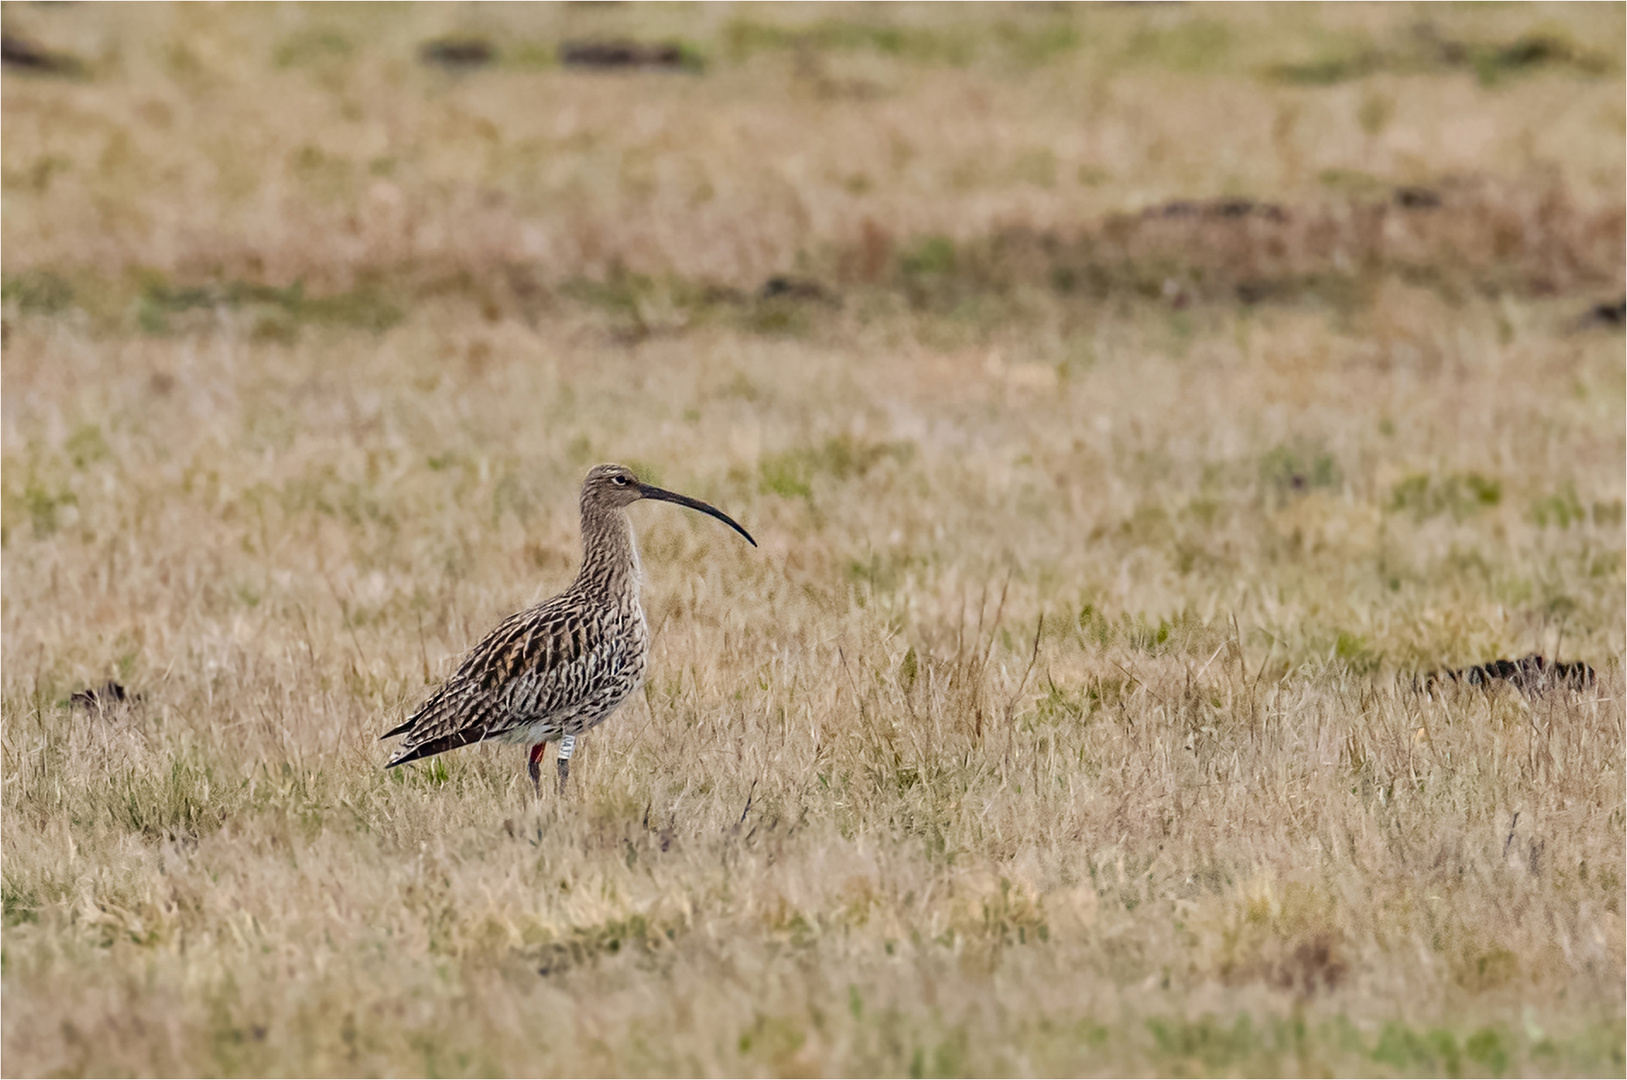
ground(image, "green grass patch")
xmin=1268 ymin=27 xmax=1613 ymax=86
xmin=1 ymin=270 xmax=76 ymax=314
xmin=1260 ymin=442 xmax=1343 ymax=502
xmin=758 ymin=435 xmax=915 ymax=499
xmin=722 ymin=17 xmax=1079 ymax=69
xmin=136 ymin=278 xmax=403 ymax=337
xmin=1389 ymin=473 xmax=1502 ymax=522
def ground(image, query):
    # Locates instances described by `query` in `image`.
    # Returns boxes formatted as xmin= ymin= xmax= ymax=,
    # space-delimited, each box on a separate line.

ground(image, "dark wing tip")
xmin=380 ymin=719 xmax=415 ymax=741
xmin=386 ymin=727 xmax=486 ymax=768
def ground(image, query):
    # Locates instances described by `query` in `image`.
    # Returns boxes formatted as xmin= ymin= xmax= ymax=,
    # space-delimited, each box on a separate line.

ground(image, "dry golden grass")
xmin=3 ymin=3 xmax=1624 ymax=1076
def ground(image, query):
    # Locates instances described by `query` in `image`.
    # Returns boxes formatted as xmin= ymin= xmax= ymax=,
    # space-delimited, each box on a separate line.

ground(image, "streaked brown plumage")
xmin=382 ymin=463 xmax=755 ymax=793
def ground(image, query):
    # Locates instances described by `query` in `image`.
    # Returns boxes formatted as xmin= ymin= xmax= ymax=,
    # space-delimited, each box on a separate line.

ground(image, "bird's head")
xmin=581 ymin=464 xmax=756 ymax=546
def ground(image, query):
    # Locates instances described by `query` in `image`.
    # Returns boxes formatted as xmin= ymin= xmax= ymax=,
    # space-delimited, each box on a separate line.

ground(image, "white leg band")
xmin=558 ymin=734 xmax=576 ymax=761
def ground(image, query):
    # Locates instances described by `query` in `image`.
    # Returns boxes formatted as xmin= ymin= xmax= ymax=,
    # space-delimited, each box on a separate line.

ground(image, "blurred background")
xmin=2 ymin=5 xmax=1624 ymax=1076
xmin=3 ymin=3 xmax=1622 ymax=318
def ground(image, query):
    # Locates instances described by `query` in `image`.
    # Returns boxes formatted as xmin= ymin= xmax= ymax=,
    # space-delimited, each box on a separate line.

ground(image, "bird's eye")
xmin=612 ymin=474 xmax=630 ymax=485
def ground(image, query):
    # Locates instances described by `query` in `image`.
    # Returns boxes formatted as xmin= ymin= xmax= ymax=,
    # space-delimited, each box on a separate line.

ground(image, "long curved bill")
xmin=637 ymin=483 xmax=757 ymax=546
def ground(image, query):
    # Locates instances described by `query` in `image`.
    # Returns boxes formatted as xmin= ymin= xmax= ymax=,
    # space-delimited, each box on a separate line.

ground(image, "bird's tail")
xmin=381 ymin=679 xmax=503 ymax=766
xmin=385 ymin=727 xmax=487 ymax=767
xmin=379 ymin=717 xmax=415 ymax=741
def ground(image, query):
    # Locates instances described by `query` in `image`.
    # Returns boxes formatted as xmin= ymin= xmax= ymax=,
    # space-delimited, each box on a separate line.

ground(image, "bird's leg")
xmin=556 ymin=734 xmax=576 ymax=795
xmin=527 ymin=742 xmax=549 ymax=796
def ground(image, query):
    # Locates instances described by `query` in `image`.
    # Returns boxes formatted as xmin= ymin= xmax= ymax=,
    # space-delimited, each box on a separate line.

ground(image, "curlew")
xmin=382 ymin=463 xmax=755 ymax=794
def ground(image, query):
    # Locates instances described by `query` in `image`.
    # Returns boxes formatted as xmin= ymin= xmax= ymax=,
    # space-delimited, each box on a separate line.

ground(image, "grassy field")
xmin=2 ymin=3 xmax=1624 ymax=1076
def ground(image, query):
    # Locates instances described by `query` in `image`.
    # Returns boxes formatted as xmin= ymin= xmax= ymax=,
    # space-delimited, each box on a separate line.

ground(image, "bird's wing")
xmin=383 ymin=597 xmax=604 ymax=766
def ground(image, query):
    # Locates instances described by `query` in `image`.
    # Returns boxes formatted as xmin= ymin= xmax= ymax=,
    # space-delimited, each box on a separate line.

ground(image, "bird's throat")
xmin=576 ymin=504 xmax=642 ymax=595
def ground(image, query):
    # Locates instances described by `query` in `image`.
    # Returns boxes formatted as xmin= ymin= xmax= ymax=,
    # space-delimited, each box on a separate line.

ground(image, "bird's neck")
xmin=575 ymin=502 xmax=642 ymax=596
